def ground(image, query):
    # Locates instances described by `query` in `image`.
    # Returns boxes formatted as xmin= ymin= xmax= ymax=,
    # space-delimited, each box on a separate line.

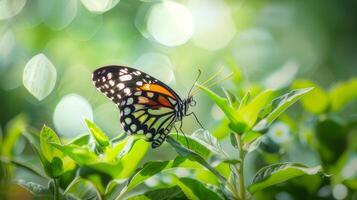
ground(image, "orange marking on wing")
xmin=139 ymin=84 xmax=176 ymax=99
xmin=158 ymin=95 xmax=173 ymax=108
xmin=138 ymin=96 xmax=160 ymax=108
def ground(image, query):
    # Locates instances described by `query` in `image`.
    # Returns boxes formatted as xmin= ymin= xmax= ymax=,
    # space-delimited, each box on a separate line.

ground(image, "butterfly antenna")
xmin=191 ymin=72 xmax=234 ymax=96
xmin=188 ymin=69 xmax=202 ymax=97
xmin=199 ymin=66 xmax=224 ymax=87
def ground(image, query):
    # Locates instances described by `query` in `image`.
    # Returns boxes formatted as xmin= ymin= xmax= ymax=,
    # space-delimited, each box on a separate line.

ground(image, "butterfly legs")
xmin=173 ymin=121 xmax=190 ymax=148
xmin=187 ymin=112 xmax=205 ymax=130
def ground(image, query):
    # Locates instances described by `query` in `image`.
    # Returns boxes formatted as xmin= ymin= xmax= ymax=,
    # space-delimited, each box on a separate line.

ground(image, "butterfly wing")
xmin=92 ymin=65 xmax=181 ymax=148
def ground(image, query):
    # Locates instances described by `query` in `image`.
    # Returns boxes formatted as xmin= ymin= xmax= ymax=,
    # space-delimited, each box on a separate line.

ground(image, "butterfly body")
xmin=92 ymin=65 xmax=194 ymax=148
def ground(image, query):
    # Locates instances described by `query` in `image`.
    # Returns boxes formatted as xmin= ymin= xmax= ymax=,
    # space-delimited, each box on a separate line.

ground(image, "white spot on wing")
xmin=136 ymin=81 xmax=143 ymax=86
xmin=109 ymin=80 xmax=115 ymax=86
xmin=119 ymin=75 xmax=132 ymax=81
xmin=117 ymin=83 xmax=124 ymax=90
xmin=124 ymin=88 xmax=131 ymax=95
xmin=107 ymin=73 xmax=112 ymax=79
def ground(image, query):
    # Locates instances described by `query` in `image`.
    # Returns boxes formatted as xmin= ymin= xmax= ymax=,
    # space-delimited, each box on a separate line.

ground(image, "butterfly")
xmin=92 ymin=65 xmax=202 ymax=148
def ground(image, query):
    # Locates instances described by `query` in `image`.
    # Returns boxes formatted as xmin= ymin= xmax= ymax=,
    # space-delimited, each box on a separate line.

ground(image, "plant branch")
xmin=236 ymin=134 xmax=246 ymax=200
xmin=53 ymin=178 xmax=60 ymax=200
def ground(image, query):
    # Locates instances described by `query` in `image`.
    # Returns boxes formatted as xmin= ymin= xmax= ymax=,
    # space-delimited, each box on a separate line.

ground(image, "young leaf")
xmin=40 ymin=125 xmax=63 ymax=162
xmin=171 ymin=176 xmax=225 ymax=200
xmin=196 ymin=84 xmax=240 ymax=125
xmin=253 ymin=87 xmax=313 ymax=132
xmin=292 ymin=79 xmax=329 ymax=114
xmin=50 ymin=143 xmax=98 ymax=165
xmin=239 ymin=89 xmax=274 ymax=129
xmin=40 ymin=125 xmax=73 ymax=178
xmin=68 ymin=134 xmax=90 ymax=146
xmin=85 ymin=119 xmax=110 ymax=148
xmin=241 ymin=131 xmax=262 ymax=152
xmin=230 ymin=132 xmax=238 ymax=149
xmin=248 ymin=162 xmax=322 ymax=193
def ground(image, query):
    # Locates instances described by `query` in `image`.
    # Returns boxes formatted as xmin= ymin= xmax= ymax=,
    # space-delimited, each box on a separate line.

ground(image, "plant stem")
xmin=236 ymin=134 xmax=246 ymax=200
xmin=53 ymin=178 xmax=59 ymax=200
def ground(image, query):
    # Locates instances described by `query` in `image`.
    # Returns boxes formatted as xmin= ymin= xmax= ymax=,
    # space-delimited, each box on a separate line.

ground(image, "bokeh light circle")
xmin=53 ymin=93 xmax=93 ymax=138
xmin=134 ymin=52 xmax=175 ymax=84
xmin=0 ymin=0 xmax=26 ymax=20
xmin=188 ymin=0 xmax=236 ymax=51
xmin=147 ymin=1 xmax=194 ymax=47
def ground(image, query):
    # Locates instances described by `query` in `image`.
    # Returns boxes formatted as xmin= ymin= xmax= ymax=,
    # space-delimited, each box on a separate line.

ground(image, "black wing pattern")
xmin=92 ymin=65 xmax=182 ymax=148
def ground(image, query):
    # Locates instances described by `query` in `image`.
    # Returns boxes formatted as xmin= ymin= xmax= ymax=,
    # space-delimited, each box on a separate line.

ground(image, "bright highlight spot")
xmin=53 ymin=94 xmax=93 ymax=138
xmin=80 ymin=0 xmax=120 ymax=13
xmin=23 ymin=53 xmax=57 ymax=101
xmin=147 ymin=1 xmax=194 ymax=47
xmin=267 ymin=122 xmax=291 ymax=144
xmin=0 ymin=0 xmax=26 ymax=20
xmin=37 ymin=0 xmax=77 ymax=30
xmin=188 ymin=0 xmax=236 ymax=50
xmin=263 ymin=60 xmax=299 ymax=89
xmin=332 ymin=184 xmax=348 ymax=200
xmin=0 ymin=30 xmax=15 ymax=69
xmin=134 ymin=52 xmax=175 ymax=84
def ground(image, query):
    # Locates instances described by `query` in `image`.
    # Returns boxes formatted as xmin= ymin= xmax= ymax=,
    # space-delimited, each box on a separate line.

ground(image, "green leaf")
xmin=0 ymin=156 xmax=47 ymax=178
xmin=16 ymin=180 xmax=53 ymax=197
xmin=39 ymin=125 xmax=73 ymax=178
xmin=166 ymin=136 xmax=227 ymax=184
xmin=127 ymin=186 xmax=185 ymax=200
xmin=254 ymin=87 xmax=313 ymax=132
xmin=239 ymin=89 xmax=274 ymax=129
xmin=329 ymin=78 xmax=357 ymax=112
xmin=169 ymin=133 xmax=211 ymax=159
xmin=211 ymin=119 xmax=230 ymax=139
xmin=171 ymin=176 xmax=224 ymax=200
xmin=238 ymin=92 xmax=250 ymax=111
xmin=191 ymin=129 xmax=224 ymax=156
xmin=248 ymin=162 xmax=322 ymax=193
xmin=229 ymin=132 xmax=238 ymax=149
xmin=1 ymin=114 xmax=27 ymax=157
xmin=292 ymin=79 xmax=329 ymax=114
xmin=196 ymin=84 xmax=240 ymax=126
xmin=315 ymin=118 xmax=348 ymax=165
xmin=64 ymin=177 xmax=101 ymax=200
xmin=40 ymin=125 xmax=63 ymax=162
xmin=121 ymin=157 xmax=203 ymax=196
xmin=113 ymin=137 xmax=149 ymax=179
xmin=50 ymin=143 xmax=98 ymax=165
xmin=241 ymin=131 xmax=263 ymax=152
xmin=68 ymin=134 xmax=90 ymax=146
xmin=85 ymin=119 xmax=110 ymax=148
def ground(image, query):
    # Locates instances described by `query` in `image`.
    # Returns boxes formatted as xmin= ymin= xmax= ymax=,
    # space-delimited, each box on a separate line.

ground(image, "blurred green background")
xmin=0 ymin=0 xmax=356 ymax=199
